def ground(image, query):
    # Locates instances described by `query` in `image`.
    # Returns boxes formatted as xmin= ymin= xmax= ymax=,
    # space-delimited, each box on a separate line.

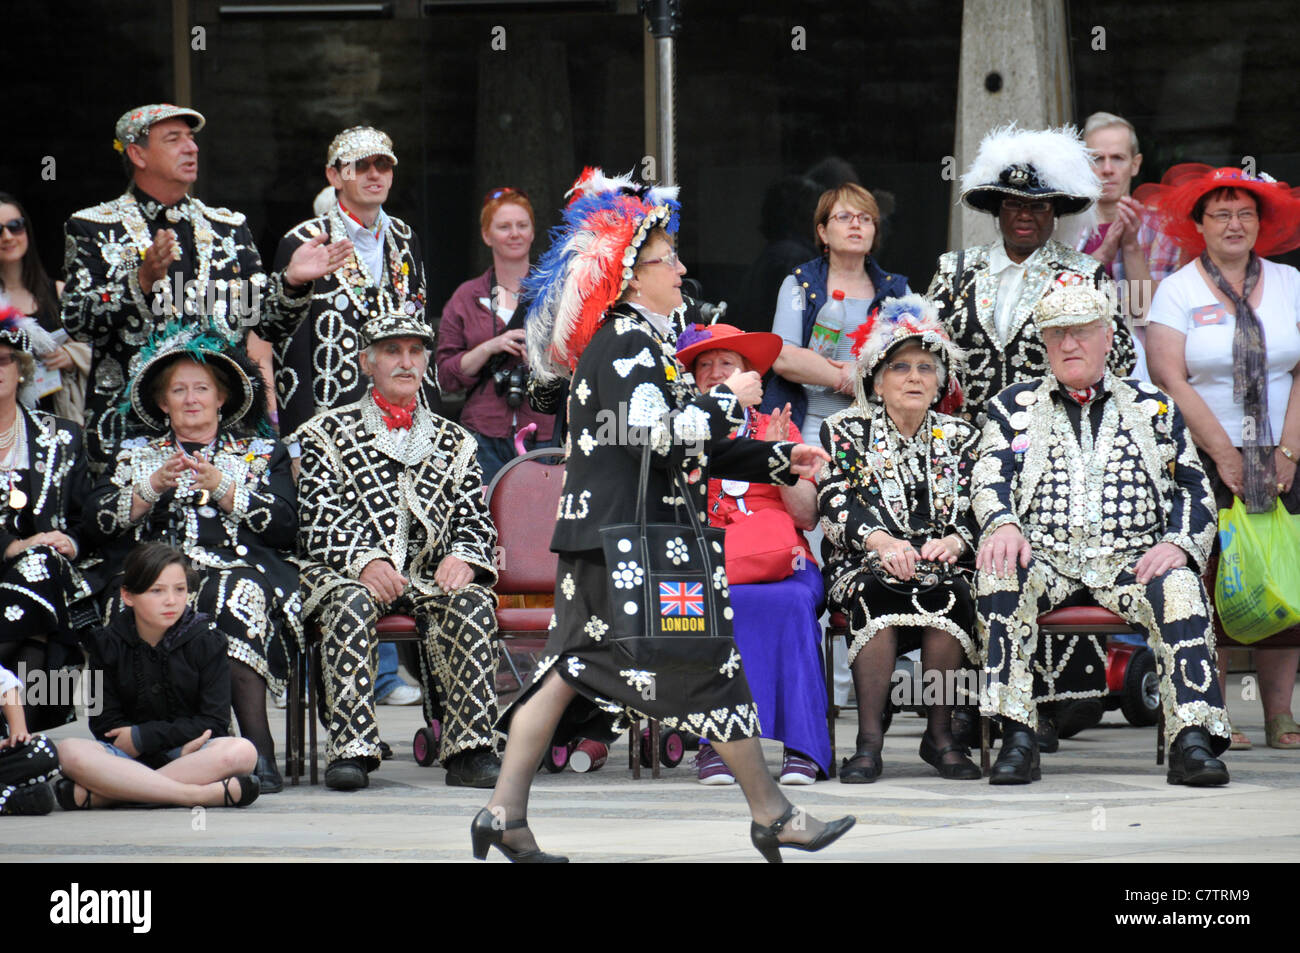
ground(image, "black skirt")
xmin=501 ymin=551 xmax=761 ymax=746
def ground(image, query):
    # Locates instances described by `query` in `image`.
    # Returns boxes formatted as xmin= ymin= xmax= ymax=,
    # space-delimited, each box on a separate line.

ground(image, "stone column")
xmin=949 ymin=0 xmax=1074 ymax=248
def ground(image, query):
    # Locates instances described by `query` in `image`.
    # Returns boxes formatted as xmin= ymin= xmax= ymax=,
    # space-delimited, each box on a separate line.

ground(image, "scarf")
xmin=372 ymin=389 xmax=415 ymax=431
xmin=1200 ymin=251 xmax=1275 ymax=512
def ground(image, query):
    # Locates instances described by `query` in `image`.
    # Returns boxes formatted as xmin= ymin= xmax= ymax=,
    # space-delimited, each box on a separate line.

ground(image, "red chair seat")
xmin=1037 ymin=606 xmax=1129 ymax=630
xmin=376 ymin=614 xmax=419 ymax=638
xmin=829 ymin=611 xmax=848 ymax=630
xmin=495 ymin=607 xmax=555 ymax=632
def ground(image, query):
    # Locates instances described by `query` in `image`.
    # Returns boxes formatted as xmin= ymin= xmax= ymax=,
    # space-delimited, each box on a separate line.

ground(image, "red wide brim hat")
xmin=1133 ymin=164 xmax=1300 ymax=258
xmin=674 ymin=323 xmax=784 ymax=377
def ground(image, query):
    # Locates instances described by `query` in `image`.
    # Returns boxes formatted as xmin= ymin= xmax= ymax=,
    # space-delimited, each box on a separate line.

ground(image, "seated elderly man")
xmin=973 ymin=284 xmax=1230 ymax=786
xmin=295 ymin=311 xmax=501 ymax=790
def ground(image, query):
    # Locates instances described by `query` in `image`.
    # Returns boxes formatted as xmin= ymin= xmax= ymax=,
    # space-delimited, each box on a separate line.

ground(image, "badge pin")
xmin=1015 ymin=390 xmax=1037 ymax=406
xmin=1009 ymin=411 xmax=1030 ymax=430
xmin=8 ymin=489 xmax=27 ymax=510
xmin=1011 ymin=434 xmax=1030 ymax=453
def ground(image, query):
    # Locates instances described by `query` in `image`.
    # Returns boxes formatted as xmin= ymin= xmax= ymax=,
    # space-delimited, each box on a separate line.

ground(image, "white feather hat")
xmin=960 ymin=123 xmax=1100 ymax=219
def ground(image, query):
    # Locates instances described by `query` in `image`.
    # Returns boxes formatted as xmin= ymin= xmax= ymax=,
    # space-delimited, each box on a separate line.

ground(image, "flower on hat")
xmin=113 ymin=139 xmax=125 ymax=153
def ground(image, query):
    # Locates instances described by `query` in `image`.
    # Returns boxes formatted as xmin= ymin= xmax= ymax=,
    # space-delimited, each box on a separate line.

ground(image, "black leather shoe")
xmin=2 ymin=782 xmax=55 ymax=816
xmin=471 ymin=808 xmax=568 ymax=862
xmin=221 ymin=774 xmax=261 ymax=807
xmin=839 ymin=749 xmax=882 ymax=784
xmin=990 ymin=722 xmax=1040 ymax=785
xmin=254 ymin=756 xmax=283 ymax=794
xmin=378 ymin=740 xmax=393 ymax=761
xmin=1167 ymin=728 xmax=1229 ymax=787
xmin=325 ymin=757 xmax=370 ymax=791
xmin=751 ymin=804 xmax=856 ymax=863
xmin=54 ymin=777 xmax=91 ymax=810
xmin=1036 ymin=715 xmax=1059 ymax=753
xmin=1055 ymin=699 xmax=1104 ymax=739
xmin=446 ymin=748 xmax=502 ymax=788
xmin=919 ymin=733 xmax=981 ymax=780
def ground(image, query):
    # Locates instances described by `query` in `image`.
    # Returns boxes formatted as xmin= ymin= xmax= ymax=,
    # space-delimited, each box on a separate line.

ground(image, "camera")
xmin=492 ymin=363 xmax=528 ymax=408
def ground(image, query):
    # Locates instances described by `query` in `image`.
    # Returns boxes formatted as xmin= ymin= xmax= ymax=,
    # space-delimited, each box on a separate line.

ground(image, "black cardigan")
xmin=87 ymin=607 xmax=231 ymax=767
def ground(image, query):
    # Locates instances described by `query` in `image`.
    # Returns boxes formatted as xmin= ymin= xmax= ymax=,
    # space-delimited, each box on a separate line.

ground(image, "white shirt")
xmin=338 ymin=202 xmax=389 ymax=284
xmin=1147 ymin=258 xmax=1300 ymax=445
xmin=987 ymin=242 xmax=1043 ymax=345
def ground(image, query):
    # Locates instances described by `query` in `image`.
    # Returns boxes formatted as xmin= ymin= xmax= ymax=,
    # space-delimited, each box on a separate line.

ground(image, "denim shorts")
xmin=97 ymin=739 xmax=216 ymax=764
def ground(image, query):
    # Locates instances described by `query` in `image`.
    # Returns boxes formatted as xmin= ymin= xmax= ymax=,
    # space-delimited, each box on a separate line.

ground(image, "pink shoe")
xmin=779 ymin=749 xmax=818 ymax=785
xmin=694 ymin=743 xmax=736 ymax=785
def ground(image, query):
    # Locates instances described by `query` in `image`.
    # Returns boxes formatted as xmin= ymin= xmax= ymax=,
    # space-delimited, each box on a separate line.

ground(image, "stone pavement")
xmin=4 ymin=675 xmax=1298 ymax=863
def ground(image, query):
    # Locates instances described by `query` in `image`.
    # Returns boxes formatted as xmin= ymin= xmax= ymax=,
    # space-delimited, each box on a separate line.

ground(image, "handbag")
xmin=1214 ymin=498 xmax=1300 ymax=643
xmin=600 ymin=441 xmax=737 ymax=676
xmin=865 ymin=551 xmax=953 ymax=596
xmin=723 ymin=507 xmax=801 ymax=585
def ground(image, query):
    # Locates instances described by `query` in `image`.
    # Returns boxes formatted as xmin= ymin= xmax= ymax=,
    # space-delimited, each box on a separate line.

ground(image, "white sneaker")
xmin=378 ymin=682 xmax=423 ymax=706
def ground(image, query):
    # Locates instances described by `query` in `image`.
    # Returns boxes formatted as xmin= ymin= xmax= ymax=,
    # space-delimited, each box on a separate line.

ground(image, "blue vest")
xmin=760 ymin=255 xmax=910 ymax=427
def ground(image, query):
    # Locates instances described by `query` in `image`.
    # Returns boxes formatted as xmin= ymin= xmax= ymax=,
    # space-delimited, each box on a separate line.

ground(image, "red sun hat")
xmin=674 ymin=323 xmax=783 ymax=376
xmin=1133 ymin=164 xmax=1300 ymax=258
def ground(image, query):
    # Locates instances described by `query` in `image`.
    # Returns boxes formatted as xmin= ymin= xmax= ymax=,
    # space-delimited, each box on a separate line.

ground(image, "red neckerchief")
xmin=338 ymin=201 xmax=382 ymax=239
xmin=1069 ymin=385 xmax=1097 ymax=406
xmin=372 ymin=389 xmax=415 ymax=431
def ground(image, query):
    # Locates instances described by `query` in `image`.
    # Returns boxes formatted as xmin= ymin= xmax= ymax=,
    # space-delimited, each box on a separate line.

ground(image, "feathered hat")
xmin=0 ymin=302 xmax=59 ymax=408
xmin=1133 ymin=164 xmax=1300 ymax=259
xmin=960 ymin=123 xmax=1100 ymax=242
xmin=524 ymin=167 xmax=680 ymax=380
xmin=847 ymin=294 xmax=966 ymax=412
xmin=123 ymin=321 xmax=270 ymax=435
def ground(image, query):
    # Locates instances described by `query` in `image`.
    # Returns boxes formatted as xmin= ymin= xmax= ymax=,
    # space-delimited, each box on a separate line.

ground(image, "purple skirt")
xmin=720 ymin=564 xmax=831 ymax=773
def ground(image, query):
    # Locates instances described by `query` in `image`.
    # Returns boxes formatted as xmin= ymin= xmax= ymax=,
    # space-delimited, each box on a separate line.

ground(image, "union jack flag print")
xmin=659 ymin=581 xmax=704 ymax=617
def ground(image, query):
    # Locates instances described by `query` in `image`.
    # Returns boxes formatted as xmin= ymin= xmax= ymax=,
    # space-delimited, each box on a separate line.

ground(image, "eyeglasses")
xmin=1042 ymin=323 xmax=1105 ymax=346
xmin=884 ymin=361 xmax=938 ymax=376
xmin=0 ymin=353 xmax=19 ymax=367
xmin=1205 ymin=209 xmax=1258 ymax=224
xmin=0 ymin=218 xmax=26 ymax=237
xmin=484 ymin=186 xmax=528 ymax=206
xmin=639 ymin=250 xmax=681 ymax=268
xmin=1002 ymin=198 xmax=1053 ymax=214
xmin=828 ymin=211 xmax=874 ymax=226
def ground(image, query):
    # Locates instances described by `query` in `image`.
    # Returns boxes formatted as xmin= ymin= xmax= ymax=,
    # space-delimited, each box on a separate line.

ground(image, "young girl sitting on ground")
xmin=55 ymin=543 xmax=260 ymax=810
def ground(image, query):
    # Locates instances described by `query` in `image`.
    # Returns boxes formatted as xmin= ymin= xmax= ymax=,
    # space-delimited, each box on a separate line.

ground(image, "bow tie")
xmin=372 ymin=390 xmax=415 ymax=431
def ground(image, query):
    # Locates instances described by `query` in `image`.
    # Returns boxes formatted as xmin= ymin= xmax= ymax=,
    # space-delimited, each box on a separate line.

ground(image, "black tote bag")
xmin=599 ymin=436 xmax=737 ymax=676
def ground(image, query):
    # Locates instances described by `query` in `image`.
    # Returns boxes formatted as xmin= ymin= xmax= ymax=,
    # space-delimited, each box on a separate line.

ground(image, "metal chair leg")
xmin=980 ymin=716 xmax=991 ymax=775
xmin=630 ymin=716 xmax=641 ymax=779
xmin=825 ymin=629 xmax=838 ymax=778
xmin=286 ymin=647 xmax=301 ymax=785
xmin=308 ymin=642 xmax=319 ymax=786
xmin=650 ymin=719 xmax=661 ymax=779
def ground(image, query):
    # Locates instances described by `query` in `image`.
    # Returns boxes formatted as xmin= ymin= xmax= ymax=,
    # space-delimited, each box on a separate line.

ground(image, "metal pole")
xmin=641 ymin=0 xmax=680 ymax=186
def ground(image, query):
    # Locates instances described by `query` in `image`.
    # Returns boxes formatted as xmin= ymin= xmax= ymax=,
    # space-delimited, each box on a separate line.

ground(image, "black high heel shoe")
xmin=470 ymin=808 xmax=569 ymax=863
xmin=750 ymin=805 xmax=856 ymax=863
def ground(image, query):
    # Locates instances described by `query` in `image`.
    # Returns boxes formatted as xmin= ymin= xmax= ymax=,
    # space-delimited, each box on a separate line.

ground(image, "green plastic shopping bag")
xmin=1215 ymin=498 xmax=1300 ymax=643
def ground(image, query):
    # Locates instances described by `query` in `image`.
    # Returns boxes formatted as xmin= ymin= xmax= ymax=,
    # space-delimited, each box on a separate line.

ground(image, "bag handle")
xmin=632 ymin=415 xmax=711 ymax=549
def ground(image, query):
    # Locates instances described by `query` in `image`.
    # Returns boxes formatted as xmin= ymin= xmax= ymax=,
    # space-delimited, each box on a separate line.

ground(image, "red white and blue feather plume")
xmin=0 ymin=301 xmax=58 ymax=408
xmin=524 ymin=167 xmax=680 ymax=379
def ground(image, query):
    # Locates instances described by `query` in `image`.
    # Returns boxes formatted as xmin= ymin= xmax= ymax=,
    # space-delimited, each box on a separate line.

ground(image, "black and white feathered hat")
xmin=960 ymin=124 xmax=1100 ymax=219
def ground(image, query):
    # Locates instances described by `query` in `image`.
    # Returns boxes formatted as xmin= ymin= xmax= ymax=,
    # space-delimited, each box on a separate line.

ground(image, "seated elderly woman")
xmin=82 ymin=325 xmax=299 ymax=793
xmin=675 ymin=322 xmax=830 ymax=784
xmin=0 ymin=307 xmax=96 ymax=730
xmin=818 ymin=295 xmax=981 ymax=782
xmin=56 ymin=543 xmax=260 ymax=810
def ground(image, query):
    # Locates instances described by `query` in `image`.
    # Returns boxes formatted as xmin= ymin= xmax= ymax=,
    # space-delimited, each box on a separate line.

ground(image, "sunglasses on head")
xmin=0 ymin=218 xmax=26 ymax=237
xmin=483 ymin=186 xmax=528 ymax=206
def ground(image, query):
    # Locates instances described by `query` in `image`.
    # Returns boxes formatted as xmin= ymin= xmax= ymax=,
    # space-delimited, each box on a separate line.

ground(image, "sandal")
xmin=1229 ymin=731 xmax=1253 ymax=751
xmin=221 ymin=774 xmax=261 ymax=808
xmin=54 ymin=778 xmax=91 ymax=811
xmin=1265 ymin=714 xmax=1300 ymax=749
xmin=839 ymin=750 xmax=883 ymax=784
